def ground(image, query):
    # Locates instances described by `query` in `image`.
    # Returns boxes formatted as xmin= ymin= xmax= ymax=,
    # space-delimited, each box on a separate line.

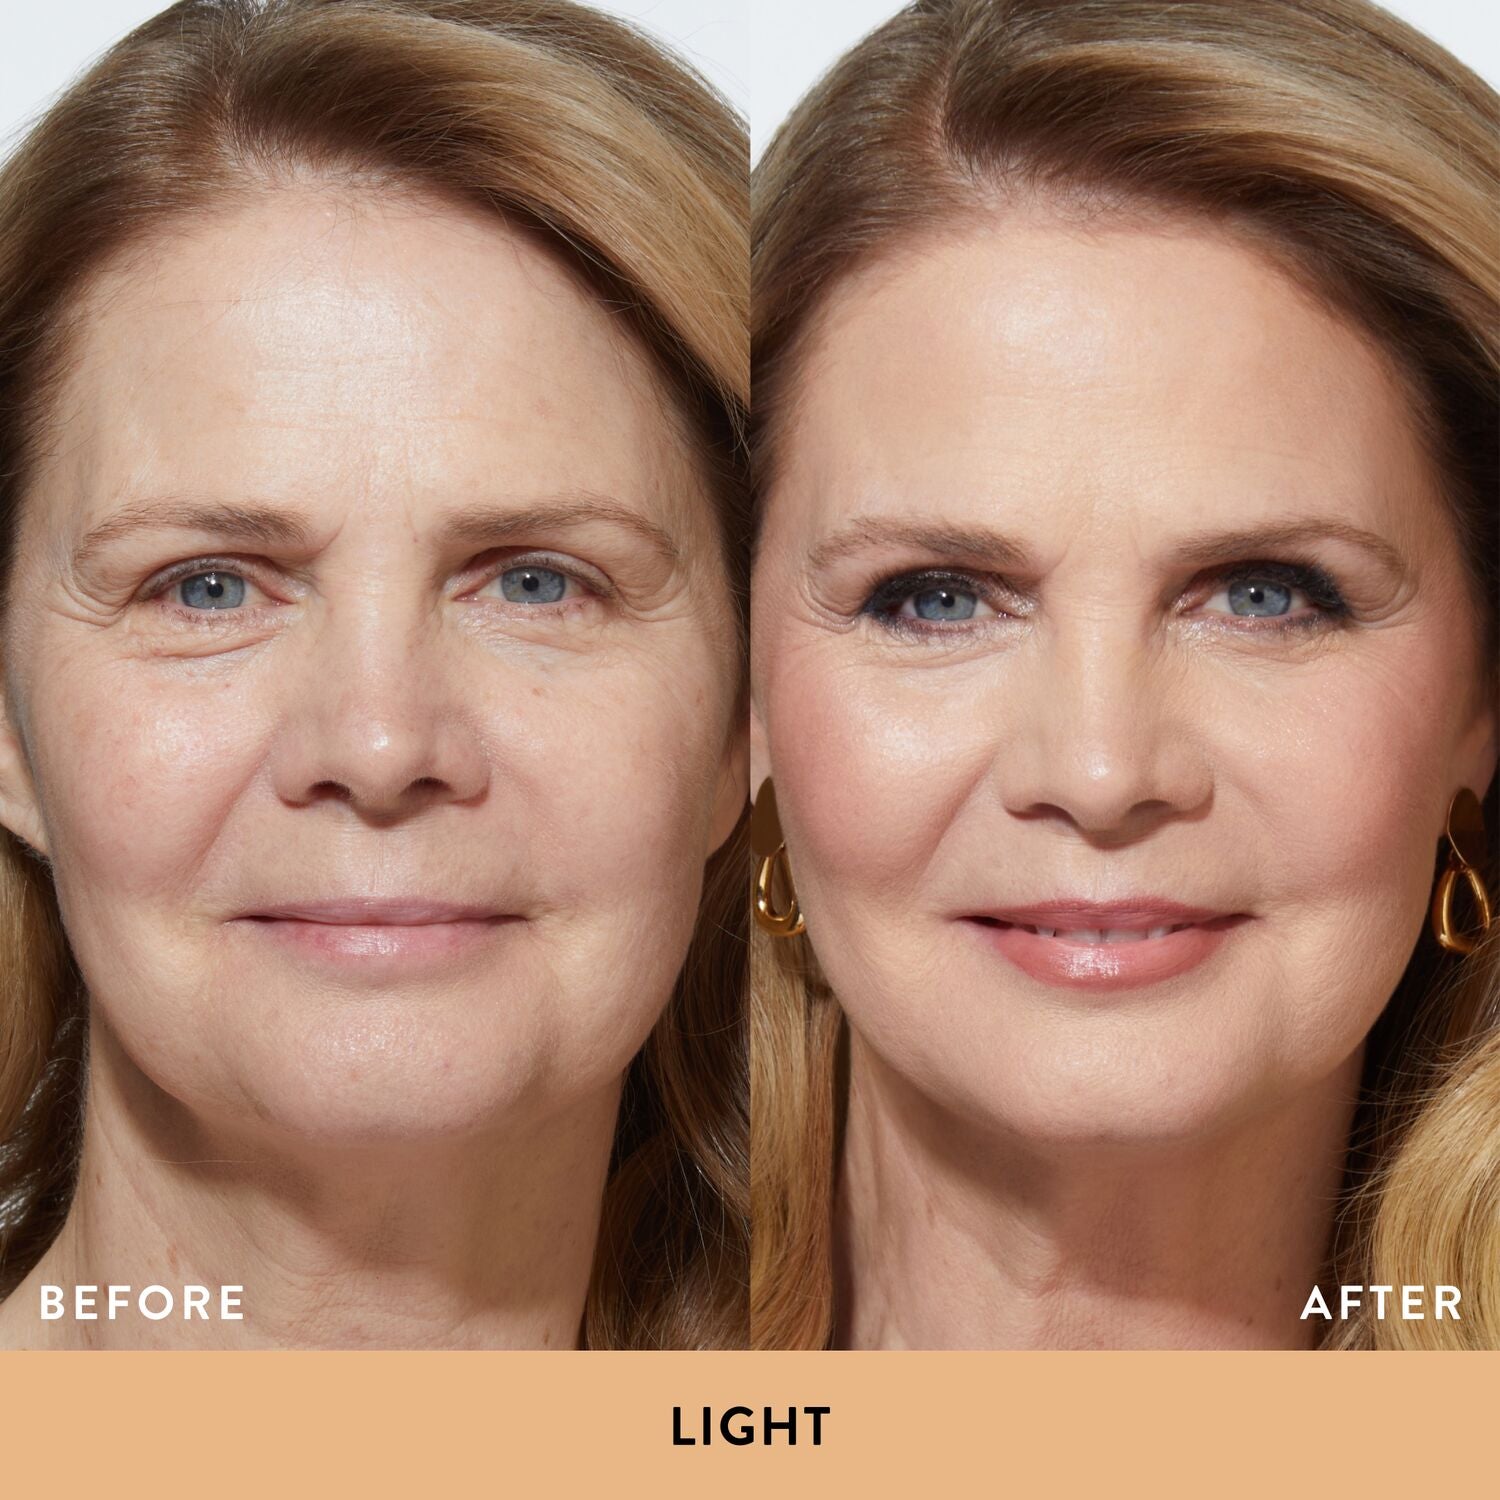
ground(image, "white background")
xmin=4 ymin=3 xmax=1492 ymax=173
xmin=751 ymin=0 xmax=1500 ymax=162
xmin=0 ymin=0 xmax=747 ymax=164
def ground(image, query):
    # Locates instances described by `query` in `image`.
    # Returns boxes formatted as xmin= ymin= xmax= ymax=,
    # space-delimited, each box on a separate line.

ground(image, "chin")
xmin=135 ymin=1006 xmax=592 ymax=1153
xmin=971 ymin=1090 xmax=1246 ymax=1153
xmin=234 ymin=1088 xmax=515 ymax=1152
xmin=881 ymin=1021 xmax=1285 ymax=1153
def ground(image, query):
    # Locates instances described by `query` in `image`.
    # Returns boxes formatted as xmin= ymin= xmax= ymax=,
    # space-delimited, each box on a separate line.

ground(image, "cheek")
xmin=766 ymin=624 xmax=1468 ymax=1125
xmin=1215 ymin=640 xmax=1461 ymax=1063
xmin=21 ymin=629 xmax=735 ymax=1134
xmin=1224 ymin=640 xmax=1455 ymax=922
xmin=492 ymin=652 xmax=729 ymax=927
xmin=31 ymin=657 xmax=268 ymax=902
xmin=28 ymin=636 xmax=732 ymax=889
xmin=766 ymin=645 xmax=997 ymax=906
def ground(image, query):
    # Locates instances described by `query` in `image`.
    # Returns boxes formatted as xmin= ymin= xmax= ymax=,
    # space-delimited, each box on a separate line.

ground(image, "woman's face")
xmin=0 ymin=181 xmax=744 ymax=1147
xmin=752 ymin=205 xmax=1497 ymax=1144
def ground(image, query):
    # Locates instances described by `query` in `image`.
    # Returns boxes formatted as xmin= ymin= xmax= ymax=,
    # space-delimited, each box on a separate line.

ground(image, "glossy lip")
xmin=962 ymin=899 xmax=1250 ymax=992
xmin=231 ymin=899 xmax=519 ymax=968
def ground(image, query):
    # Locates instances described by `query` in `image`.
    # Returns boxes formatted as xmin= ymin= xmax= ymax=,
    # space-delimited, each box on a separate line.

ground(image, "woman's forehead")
xmin=33 ymin=181 xmax=706 ymax=546
xmin=773 ymin=212 xmax=1441 ymax=549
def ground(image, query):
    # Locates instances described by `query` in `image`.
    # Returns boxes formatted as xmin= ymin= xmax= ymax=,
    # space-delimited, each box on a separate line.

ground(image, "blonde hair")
xmin=751 ymin=0 xmax=1498 ymax=1349
xmin=0 ymin=0 xmax=748 ymax=1349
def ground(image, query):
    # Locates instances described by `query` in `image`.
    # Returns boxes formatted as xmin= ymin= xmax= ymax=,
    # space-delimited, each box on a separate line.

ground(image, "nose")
xmin=269 ymin=602 xmax=490 ymax=821
xmin=995 ymin=614 xmax=1213 ymax=844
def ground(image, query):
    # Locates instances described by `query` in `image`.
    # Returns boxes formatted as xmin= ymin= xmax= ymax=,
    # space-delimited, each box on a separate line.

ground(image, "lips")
xmin=240 ymin=899 xmax=509 ymax=925
xmin=232 ymin=899 xmax=517 ymax=970
xmin=1000 ymin=921 xmax=1198 ymax=943
xmin=963 ymin=900 xmax=1248 ymax=990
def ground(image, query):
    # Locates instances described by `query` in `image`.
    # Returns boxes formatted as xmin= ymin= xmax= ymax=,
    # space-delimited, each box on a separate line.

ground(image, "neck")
xmin=834 ymin=1032 xmax=1361 ymax=1349
xmin=1 ymin=1018 xmax=618 ymax=1349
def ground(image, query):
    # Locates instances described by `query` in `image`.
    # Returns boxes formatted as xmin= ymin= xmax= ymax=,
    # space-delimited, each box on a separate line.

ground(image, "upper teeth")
xmin=1026 ymin=925 xmax=1184 ymax=942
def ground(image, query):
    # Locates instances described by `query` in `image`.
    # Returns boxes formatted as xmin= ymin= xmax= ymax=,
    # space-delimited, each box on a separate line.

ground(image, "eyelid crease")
xmin=809 ymin=514 xmax=1405 ymax=589
xmin=440 ymin=495 xmax=683 ymax=568
xmin=1160 ymin=518 xmax=1408 ymax=584
xmin=73 ymin=501 xmax=315 ymax=575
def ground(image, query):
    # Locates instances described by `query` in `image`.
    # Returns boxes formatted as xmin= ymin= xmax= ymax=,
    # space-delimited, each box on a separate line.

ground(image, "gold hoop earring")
xmin=750 ymin=778 xmax=805 ymax=937
xmin=1431 ymin=787 xmax=1491 ymax=955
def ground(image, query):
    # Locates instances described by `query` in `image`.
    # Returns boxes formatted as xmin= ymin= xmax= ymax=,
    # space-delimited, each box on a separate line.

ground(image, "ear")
xmin=749 ymin=690 xmax=770 ymax=804
xmin=706 ymin=688 xmax=750 ymax=857
xmin=0 ymin=676 xmax=48 ymax=857
xmin=1456 ymin=685 xmax=1499 ymax=807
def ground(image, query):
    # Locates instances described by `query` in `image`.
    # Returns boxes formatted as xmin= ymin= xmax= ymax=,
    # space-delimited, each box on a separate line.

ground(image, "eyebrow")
xmin=806 ymin=517 xmax=1031 ymax=574
xmin=72 ymin=499 xmax=313 ymax=571
xmin=438 ymin=494 xmax=681 ymax=565
xmin=71 ymin=491 xmax=682 ymax=570
xmin=806 ymin=512 xmax=1408 ymax=580
xmin=1158 ymin=518 xmax=1409 ymax=579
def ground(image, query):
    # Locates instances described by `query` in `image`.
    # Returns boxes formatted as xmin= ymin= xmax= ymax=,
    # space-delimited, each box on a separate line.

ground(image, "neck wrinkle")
xmin=833 ymin=1028 xmax=1360 ymax=1350
xmin=0 ymin=1012 xmax=621 ymax=1350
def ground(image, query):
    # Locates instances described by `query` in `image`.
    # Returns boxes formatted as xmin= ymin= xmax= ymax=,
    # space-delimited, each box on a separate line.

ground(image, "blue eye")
xmin=911 ymin=585 xmax=978 ymax=621
xmin=498 ymin=566 xmax=569 ymax=603
xmin=864 ymin=571 xmax=997 ymax=629
xmin=177 ymin=571 xmax=246 ymax=610
xmin=1226 ymin=578 xmax=1293 ymax=617
xmin=1201 ymin=562 xmax=1349 ymax=629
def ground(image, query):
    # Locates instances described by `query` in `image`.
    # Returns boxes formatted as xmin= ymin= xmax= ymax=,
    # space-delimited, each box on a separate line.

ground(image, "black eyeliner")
xmin=1216 ymin=559 xmax=1350 ymax=617
xmin=861 ymin=568 xmax=990 ymax=618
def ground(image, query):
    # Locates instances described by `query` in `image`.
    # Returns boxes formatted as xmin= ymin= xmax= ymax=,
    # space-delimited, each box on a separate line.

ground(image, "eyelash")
xmin=141 ymin=557 xmax=276 ymax=622
xmin=139 ymin=552 xmax=606 ymax=621
xmin=466 ymin=552 xmax=608 ymax=610
xmin=862 ymin=569 xmax=1011 ymax=637
xmin=860 ymin=560 xmax=1351 ymax=637
xmin=1198 ymin=560 xmax=1349 ymax=632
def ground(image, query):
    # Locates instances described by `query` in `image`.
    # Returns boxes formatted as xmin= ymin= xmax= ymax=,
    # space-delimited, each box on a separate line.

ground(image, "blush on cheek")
xmin=769 ymin=658 xmax=999 ymax=901
xmin=1262 ymin=657 xmax=1454 ymax=919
